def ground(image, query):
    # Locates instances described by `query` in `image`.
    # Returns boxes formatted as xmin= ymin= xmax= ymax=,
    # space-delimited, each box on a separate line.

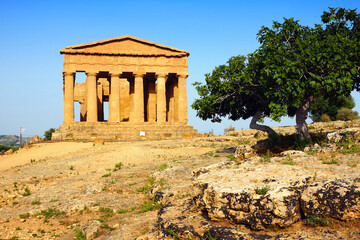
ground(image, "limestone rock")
xmin=4 ymin=149 xmax=14 ymax=155
xmin=234 ymin=145 xmax=254 ymax=161
xmin=93 ymin=138 xmax=105 ymax=146
xmin=327 ymin=128 xmax=360 ymax=144
xmin=304 ymin=143 xmax=335 ymax=153
xmin=280 ymin=150 xmax=307 ymax=157
xmin=81 ymin=220 xmax=101 ymax=239
xmin=34 ymin=135 xmax=42 ymax=142
xmin=192 ymin=162 xmax=234 ymax=177
xmin=300 ymin=178 xmax=360 ymax=220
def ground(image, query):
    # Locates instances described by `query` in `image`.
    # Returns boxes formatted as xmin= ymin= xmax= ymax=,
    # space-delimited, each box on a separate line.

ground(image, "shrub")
xmin=337 ymin=108 xmax=359 ymax=121
xmin=44 ymin=128 xmax=55 ymax=141
xmin=254 ymin=185 xmax=270 ymax=195
xmin=319 ymin=114 xmax=331 ymax=122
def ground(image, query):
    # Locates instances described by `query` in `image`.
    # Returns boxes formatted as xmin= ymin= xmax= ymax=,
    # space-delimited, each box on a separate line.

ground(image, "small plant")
xmin=30 ymin=159 xmax=36 ymax=163
xmin=168 ymin=229 xmax=180 ymax=239
xmin=31 ymin=197 xmax=41 ymax=205
xmin=254 ymin=185 xmax=270 ymax=195
xmin=129 ymin=182 xmax=137 ymax=186
xmin=118 ymin=207 xmax=135 ymax=214
xmin=136 ymin=200 xmax=161 ymax=214
xmin=113 ymin=162 xmax=123 ymax=171
xmin=136 ymin=183 xmax=151 ymax=194
xmin=304 ymin=214 xmax=333 ymax=227
xmin=19 ymin=213 xmax=30 ymax=219
xmin=99 ymin=207 xmax=114 ymax=219
xmin=347 ymin=160 xmax=357 ymax=167
xmin=15 ymin=226 xmax=21 ymax=230
xmin=73 ymin=227 xmax=87 ymax=240
xmin=260 ymin=150 xmax=271 ymax=163
xmin=102 ymin=173 xmax=111 ymax=178
xmin=100 ymin=223 xmax=116 ymax=230
xmin=282 ymin=155 xmax=296 ymax=165
xmin=69 ymin=165 xmax=74 ymax=170
xmin=22 ymin=186 xmax=31 ymax=196
xmin=204 ymin=231 xmax=218 ymax=240
xmin=226 ymin=154 xmax=235 ymax=161
xmin=322 ymin=159 xmax=339 ymax=165
xmin=49 ymin=199 xmax=58 ymax=202
xmin=158 ymin=163 xmax=168 ymax=172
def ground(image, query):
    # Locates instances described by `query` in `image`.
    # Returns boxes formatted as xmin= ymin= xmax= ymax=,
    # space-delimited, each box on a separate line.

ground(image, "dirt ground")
xmin=0 ymin=138 xmax=228 ymax=239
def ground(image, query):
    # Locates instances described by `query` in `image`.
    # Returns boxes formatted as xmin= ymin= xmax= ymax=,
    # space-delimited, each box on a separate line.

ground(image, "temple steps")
xmin=52 ymin=122 xmax=197 ymax=140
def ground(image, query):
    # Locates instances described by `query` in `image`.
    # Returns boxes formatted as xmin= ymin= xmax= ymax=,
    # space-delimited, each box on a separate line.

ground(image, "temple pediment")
xmin=60 ymin=35 xmax=189 ymax=57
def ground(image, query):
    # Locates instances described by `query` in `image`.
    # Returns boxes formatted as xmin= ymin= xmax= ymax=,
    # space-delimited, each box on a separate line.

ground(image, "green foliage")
xmin=192 ymin=8 xmax=360 ymax=140
xmin=22 ymin=186 xmax=31 ymax=196
xmin=158 ymin=163 xmax=168 ymax=172
xmin=322 ymin=159 xmax=339 ymax=165
xmin=282 ymin=156 xmax=296 ymax=165
xmin=136 ymin=200 xmax=161 ymax=214
xmin=39 ymin=208 xmax=63 ymax=222
xmin=310 ymin=95 xmax=355 ymax=122
xmin=318 ymin=114 xmax=331 ymax=122
xmin=44 ymin=128 xmax=55 ymax=141
xmin=73 ymin=227 xmax=87 ymax=240
xmin=113 ymin=162 xmax=123 ymax=171
xmin=260 ymin=150 xmax=271 ymax=163
xmin=0 ymin=144 xmax=19 ymax=153
xmin=167 ymin=229 xmax=180 ymax=239
xmin=19 ymin=213 xmax=30 ymax=219
xmin=304 ymin=214 xmax=333 ymax=227
xmin=118 ymin=207 xmax=135 ymax=214
xmin=226 ymin=154 xmax=236 ymax=161
xmin=254 ymin=185 xmax=270 ymax=195
xmin=102 ymin=173 xmax=111 ymax=178
xmin=336 ymin=108 xmax=359 ymax=121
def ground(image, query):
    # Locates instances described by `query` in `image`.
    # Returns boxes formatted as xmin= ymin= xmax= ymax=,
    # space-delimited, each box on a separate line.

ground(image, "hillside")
xmin=0 ymin=135 xmax=31 ymax=146
xmin=0 ymin=121 xmax=359 ymax=239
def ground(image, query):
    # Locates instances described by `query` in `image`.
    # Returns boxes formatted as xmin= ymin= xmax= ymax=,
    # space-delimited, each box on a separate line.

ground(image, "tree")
xmin=192 ymin=8 xmax=360 ymax=140
xmin=192 ymin=55 xmax=278 ymax=135
xmin=44 ymin=128 xmax=55 ymax=141
xmin=310 ymin=95 xmax=355 ymax=122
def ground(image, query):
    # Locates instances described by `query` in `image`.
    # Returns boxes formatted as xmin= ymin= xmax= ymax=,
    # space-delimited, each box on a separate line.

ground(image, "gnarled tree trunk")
xmin=295 ymin=96 xmax=314 ymax=141
xmin=249 ymin=109 xmax=278 ymax=136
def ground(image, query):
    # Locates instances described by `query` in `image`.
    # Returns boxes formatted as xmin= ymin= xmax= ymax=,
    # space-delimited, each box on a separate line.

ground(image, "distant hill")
xmin=0 ymin=135 xmax=30 ymax=146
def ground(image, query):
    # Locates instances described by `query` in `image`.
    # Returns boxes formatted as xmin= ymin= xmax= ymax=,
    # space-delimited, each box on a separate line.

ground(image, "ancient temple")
xmin=52 ymin=35 xmax=196 ymax=140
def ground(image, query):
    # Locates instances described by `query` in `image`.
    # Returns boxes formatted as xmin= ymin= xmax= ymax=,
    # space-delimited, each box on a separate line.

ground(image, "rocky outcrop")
xmin=301 ymin=178 xmax=360 ymax=220
xmin=327 ymin=128 xmax=360 ymax=144
xmin=234 ymin=145 xmax=254 ymax=161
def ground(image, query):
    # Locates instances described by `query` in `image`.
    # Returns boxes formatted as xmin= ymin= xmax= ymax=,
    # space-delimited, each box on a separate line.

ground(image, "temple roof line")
xmin=60 ymin=35 xmax=190 ymax=57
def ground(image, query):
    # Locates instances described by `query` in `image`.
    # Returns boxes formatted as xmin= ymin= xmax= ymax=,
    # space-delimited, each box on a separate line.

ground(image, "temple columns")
xmin=134 ymin=73 xmax=145 ymax=122
xmin=156 ymin=73 xmax=167 ymax=123
xmin=63 ymin=72 xmax=75 ymax=124
xmin=109 ymin=73 xmax=121 ymax=122
xmin=177 ymin=74 xmax=188 ymax=124
xmin=86 ymin=72 xmax=98 ymax=122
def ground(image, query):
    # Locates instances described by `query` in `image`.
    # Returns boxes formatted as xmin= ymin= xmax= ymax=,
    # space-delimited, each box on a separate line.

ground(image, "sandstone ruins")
xmin=52 ymin=35 xmax=196 ymax=140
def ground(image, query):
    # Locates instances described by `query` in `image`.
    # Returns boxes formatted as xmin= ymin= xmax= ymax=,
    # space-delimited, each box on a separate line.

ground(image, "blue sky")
xmin=0 ymin=0 xmax=359 ymax=137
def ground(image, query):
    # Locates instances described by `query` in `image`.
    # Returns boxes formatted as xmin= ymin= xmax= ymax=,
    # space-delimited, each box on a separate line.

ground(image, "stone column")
xmin=177 ymin=74 xmax=188 ymax=124
xmin=134 ymin=73 xmax=145 ymax=123
xmin=109 ymin=73 xmax=121 ymax=122
xmin=63 ymin=72 xmax=75 ymax=124
xmin=156 ymin=73 xmax=167 ymax=123
xmin=120 ymin=78 xmax=130 ymax=121
xmin=86 ymin=72 xmax=98 ymax=122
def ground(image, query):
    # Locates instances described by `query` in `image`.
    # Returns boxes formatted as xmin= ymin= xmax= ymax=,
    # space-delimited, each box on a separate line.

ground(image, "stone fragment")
xmin=34 ymin=135 xmax=42 ymax=142
xmin=4 ymin=149 xmax=14 ymax=155
xmin=81 ymin=220 xmax=101 ymax=239
xmin=327 ymin=128 xmax=360 ymax=144
xmin=300 ymin=179 xmax=360 ymax=220
xmin=234 ymin=145 xmax=254 ymax=161
xmin=93 ymin=138 xmax=105 ymax=146
xmin=280 ymin=150 xmax=307 ymax=157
